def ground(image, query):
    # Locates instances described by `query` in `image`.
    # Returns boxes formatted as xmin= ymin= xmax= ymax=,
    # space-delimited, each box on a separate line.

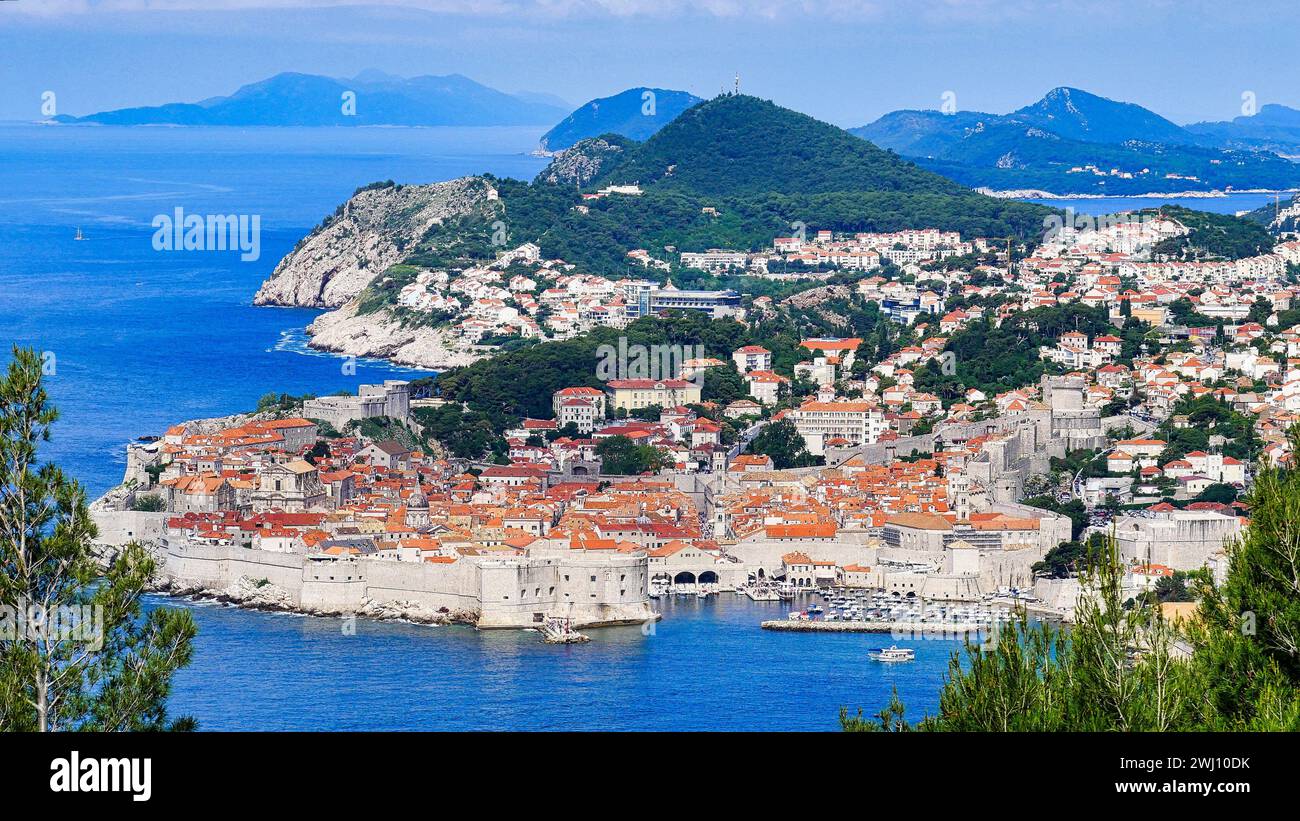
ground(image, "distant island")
xmin=53 ymin=70 xmax=568 ymax=127
xmin=1187 ymin=104 xmax=1300 ymax=155
xmin=852 ymin=87 xmax=1300 ymax=195
xmin=539 ymin=87 xmax=704 ymax=152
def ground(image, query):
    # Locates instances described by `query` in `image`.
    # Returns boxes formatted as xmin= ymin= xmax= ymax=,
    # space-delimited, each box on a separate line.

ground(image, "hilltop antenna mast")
xmin=735 ymin=73 xmax=740 ymax=95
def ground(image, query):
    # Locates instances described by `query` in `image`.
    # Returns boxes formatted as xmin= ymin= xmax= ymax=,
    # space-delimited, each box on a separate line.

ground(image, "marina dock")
xmin=761 ymin=619 xmax=991 ymax=634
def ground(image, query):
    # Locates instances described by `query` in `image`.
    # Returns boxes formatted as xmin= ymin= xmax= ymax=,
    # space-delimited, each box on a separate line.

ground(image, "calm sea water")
xmin=0 ymin=123 xmax=1132 ymax=730
xmin=1020 ymin=192 xmax=1285 ymax=215
xmin=0 ymin=123 xmax=547 ymax=495
xmin=157 ymin=595 xmax=962 ymax=731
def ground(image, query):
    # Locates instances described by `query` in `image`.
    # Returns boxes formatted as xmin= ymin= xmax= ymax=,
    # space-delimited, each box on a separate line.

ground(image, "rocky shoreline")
xmin=305 ymin=301 xmax=485 ymax=371
xmin=151 ymin=574 xmax=478 ymax=627
xmin=250 ymin=174 xmax=502 ymax=370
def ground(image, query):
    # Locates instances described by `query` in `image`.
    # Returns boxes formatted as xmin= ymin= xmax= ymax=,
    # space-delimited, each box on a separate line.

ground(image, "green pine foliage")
xmin=747 ymin=418 xmax=821 ymax=469
xmin=594 ymin=435 xmax=668 ymax=475
xmin=913 ymin=303 xmax=1110 ymax=395
xmin=598 ymin=95 xmax=974 ymax=198
xmin=1183 ymin=434 xmax=1300 ymax=729
xmin=1156 ymin=394 xmax=1261 ymax=463
xmin=436 ymin=312 xmax=756 ymax=428
xmin=844 ymin=539 xmax=1194 ymax=731
xmin=1150 ymin=205 xmax=1277 ymax=260
xmin=0 ymin=347 xmax=197 ymax=731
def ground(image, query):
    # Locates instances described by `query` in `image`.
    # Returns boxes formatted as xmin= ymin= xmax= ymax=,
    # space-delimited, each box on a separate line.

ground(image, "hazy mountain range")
xmin=538 ymin=87 xmax=704 ymax=151
xmin=1186 ymin=104 xmax=1300 ymax=154
xmin=850 ymin=87 xmax=1300 ymax=194
xmin=55 ymin=70 xmax=568 ymax=127
xmin=57 ymin=74 xmax=1300 ymax=196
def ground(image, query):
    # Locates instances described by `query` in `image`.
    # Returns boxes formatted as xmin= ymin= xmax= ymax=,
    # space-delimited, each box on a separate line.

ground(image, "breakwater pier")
xmin=761 ymin=619 xmax=989 ymax=634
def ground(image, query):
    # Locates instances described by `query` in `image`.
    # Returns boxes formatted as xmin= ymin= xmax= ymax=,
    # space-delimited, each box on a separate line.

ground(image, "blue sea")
xmin=162 ymin=595 xmax=963 ymax=731
xmin=0 ymin=124 xmax=548 ymax=496
xmin=0 ymin=123 xmax=1110 ymax=730
xmin=1019 ymin=192 xmax=1284 ymax=215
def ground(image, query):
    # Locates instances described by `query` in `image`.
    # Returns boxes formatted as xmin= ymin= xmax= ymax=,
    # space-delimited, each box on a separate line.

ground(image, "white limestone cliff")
xmin=304 ymin=300 xmax=485 ymax=370
xmin=254 ymin=176 xmax=494 ymax=308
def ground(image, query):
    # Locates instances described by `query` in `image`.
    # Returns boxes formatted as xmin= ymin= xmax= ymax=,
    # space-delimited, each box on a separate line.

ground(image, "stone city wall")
xmin=154 ymin=539 xmax=655 ymax=629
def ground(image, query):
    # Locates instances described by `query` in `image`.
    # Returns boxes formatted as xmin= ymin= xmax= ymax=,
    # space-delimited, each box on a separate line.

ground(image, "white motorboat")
xmin=868 ymin=645 xmax=916 ymax=662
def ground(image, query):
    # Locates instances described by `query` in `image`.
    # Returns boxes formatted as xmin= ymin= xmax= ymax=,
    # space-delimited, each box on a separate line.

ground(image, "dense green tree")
xmin=747 ymin=419 xmax=820 ymax=469
xmin=0 ymin=348 xmax=197 ymax=731
xmin=551 ymin=422 xmax=582 ymax=440
xmin=129 ymin=494 xmax=167 ymax=513
xmin=365 ymin=96 xmax=1054 ymax=292
xmin=1157 ymin=395 xmax=1260 ymax=463
xmin=412 ymin=404 xmax=501 ymax=460
xmin=304 ymin=439 xmax=331 ymax=464
xmin=1183 ymin=433 xmax=1300 ymax=729
xmin=255 ymin=391 xmax=317 ymax=415
xmin=1191 ymin=483 xmax=1239 ymax=505
xmin=915 ymin=304 xmax=1110 ymax=397
xmin=594 ymin=435 xmax=667 ymax=475
xmin=1032 ymin=533 xmax=1105 ymax=579
xmin=627 ymin=404 xmax=663 ymax=422
xmin=1151 ymin=206 xmax=1276 ymax=261
xmin=1154 ymin=572 xmax=1194 ymax=603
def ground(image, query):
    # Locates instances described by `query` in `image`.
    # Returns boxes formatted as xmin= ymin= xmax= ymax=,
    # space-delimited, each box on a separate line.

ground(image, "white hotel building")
xmin=786 ymin=400 xmax=888 ymax=455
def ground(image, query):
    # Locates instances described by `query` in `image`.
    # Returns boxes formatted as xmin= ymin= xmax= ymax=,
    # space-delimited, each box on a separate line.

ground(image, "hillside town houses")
xmin=97 ymin=205 xmax=1300 ymax=629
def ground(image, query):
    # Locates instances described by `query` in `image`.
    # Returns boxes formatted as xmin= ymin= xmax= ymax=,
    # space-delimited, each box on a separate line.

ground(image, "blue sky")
xmin=3 ymin=0 xmax=1299 ymax=126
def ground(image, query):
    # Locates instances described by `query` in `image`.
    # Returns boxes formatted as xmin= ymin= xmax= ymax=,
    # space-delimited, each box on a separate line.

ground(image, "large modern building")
xmin=679 ymin=250 xmax=747 ymax=272
xmin=621 ymin=279 xmax=743 ymax=319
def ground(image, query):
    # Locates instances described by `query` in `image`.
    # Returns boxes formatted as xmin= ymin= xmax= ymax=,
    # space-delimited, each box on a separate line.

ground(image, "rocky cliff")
xmin=305 ymin=301 xmax=484 ymax=370
xmin=254 ymin=176 xmax=494 ymax=308
xmin=535 ymin=137 xmax=629 ymax=187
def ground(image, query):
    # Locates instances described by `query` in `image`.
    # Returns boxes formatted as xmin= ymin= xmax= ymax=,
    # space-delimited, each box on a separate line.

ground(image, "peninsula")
xmin=93 ymin=95 xmax=1299 ymax=640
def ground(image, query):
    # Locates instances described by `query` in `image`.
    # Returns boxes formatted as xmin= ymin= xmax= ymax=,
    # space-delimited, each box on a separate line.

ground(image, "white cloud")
xmin=0 ymin=0 xmax=1132 ymax=22
xmin=5 ymin=0 xmax=1279 ymax=30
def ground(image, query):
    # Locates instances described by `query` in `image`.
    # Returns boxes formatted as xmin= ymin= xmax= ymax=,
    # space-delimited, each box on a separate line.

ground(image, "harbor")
xmin=151 ymin=589 xmax=969 ymax=730
xmin=778 ymin=586 xmax=1035 ymax=619
xmin=757 ymin=584 xmax=1063 ymax=636
xmin=762 ymin=619 xmax=988 ymax=634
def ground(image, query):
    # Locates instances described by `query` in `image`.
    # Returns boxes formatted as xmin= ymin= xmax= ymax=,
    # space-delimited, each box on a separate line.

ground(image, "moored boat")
xmin=868 ymin=645 xmax=915 ymax=662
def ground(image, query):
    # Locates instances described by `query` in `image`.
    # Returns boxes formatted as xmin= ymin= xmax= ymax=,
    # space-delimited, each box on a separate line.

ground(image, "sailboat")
xmin=74 ymin=227 xmax=86 ymax=241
